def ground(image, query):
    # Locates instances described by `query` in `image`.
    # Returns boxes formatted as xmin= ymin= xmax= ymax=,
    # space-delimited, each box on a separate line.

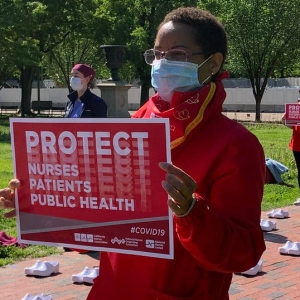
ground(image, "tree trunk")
xmin=255 ymin=97 xmax=262 ymax=122
xmin=20 ymin=66 xmax=36 ymax=117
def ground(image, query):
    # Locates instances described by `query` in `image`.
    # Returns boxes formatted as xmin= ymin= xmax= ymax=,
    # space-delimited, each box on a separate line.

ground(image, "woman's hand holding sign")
xmin=159 ymin=162 xmax=197 ymax=217
xmin=0 ymin=179 xmax=20 ymax=218
xmin=3 ymin=162 xmax=199 ymax=219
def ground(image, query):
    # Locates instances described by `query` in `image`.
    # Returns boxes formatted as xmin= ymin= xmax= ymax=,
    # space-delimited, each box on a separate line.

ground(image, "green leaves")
xmin=201 ymin=0 xmax=300 ymax=120
xmin=221 ymin=0 xmax=300 ymax=79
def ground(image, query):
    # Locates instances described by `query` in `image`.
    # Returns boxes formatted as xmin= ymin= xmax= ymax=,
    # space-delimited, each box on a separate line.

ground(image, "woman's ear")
xmin=210 ymin=52 xmax=223 ymax=75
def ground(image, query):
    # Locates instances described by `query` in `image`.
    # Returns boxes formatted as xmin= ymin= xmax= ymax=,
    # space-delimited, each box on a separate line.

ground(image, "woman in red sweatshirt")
xmin=1 ymin=7 xmax=265 ymax=300
xmin=86 ymin=6 xmax=266 ymax=300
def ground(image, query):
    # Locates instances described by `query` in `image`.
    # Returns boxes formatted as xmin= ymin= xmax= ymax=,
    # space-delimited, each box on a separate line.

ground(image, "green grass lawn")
xmin=0 ymin=118 xmax=298 ymax=266
xmin=246 ymin=123 xmax=298 ymax=210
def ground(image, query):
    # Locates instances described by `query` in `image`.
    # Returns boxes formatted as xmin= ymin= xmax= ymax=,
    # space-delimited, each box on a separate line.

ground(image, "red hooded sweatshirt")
xmin=87 ymin=76 xmax=266 ymax=300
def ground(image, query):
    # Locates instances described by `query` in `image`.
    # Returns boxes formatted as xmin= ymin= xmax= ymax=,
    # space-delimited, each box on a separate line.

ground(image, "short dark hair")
xmin=158 ymin=7 xmax=227 ymax=63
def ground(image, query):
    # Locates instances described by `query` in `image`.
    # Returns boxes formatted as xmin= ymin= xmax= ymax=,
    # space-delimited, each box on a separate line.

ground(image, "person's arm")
xmin=92 ymin=97 xmax=108 ymax=118
xmin=160 ymin=134 xmax=266 ymax=273
xmin=0 ymin=179 xmax=20 ymax=218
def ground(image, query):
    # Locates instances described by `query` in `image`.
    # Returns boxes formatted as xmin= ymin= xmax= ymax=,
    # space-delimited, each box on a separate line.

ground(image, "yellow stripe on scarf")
xmin=171 ymin=82 xmax=216 ymax=149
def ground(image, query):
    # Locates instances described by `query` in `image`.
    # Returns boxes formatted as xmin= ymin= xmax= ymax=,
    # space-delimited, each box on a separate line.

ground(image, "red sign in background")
xmin=10 ymin=118 xmax=173 ymax=259
xmin=285 ymin=103 xmax=300 ymax=126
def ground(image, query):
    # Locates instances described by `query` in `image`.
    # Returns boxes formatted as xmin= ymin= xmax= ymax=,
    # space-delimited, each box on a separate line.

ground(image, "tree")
xmin=0 ymin=1 xmax=66 ymax=115
xmin=0 ymin=1 xmax=36 ymax=93
xmin=0 ymin=0 xmax=101 ymax=116
xmin=206 ymin=0 xmax=300 ymax=122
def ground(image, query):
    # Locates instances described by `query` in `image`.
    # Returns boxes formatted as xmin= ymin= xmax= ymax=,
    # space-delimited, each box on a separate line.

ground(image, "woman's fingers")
xmin=0 ymin=197 xmax=15 ymax=209
xmin=0 ymin=188 xmax=14 ymax=201
xmin=0 ymin=179 xmax=19 ymax=215
xmin=159 ymin=162 xmax=196 ymax=189
xmin=159 ymin=162 xmax=197 ymax=215
xmin=9 ymin=179 xmax=20 ymax=190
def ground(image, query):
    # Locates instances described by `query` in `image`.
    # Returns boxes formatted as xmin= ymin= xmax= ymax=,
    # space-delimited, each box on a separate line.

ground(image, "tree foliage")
xmin=200 ymin=0 xmax=300 ymax=121
xmin=0 ymin=0 xmax=102 ymax=115
xmin=1 ymin=0 xmax=300 ymax=115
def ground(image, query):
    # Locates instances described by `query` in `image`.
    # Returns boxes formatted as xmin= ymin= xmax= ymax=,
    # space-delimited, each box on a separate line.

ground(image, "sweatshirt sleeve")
xmin=92 ymin=97 xmax=108 ymax=118
xmin=174 ymin=132 xmax=266 ymax=273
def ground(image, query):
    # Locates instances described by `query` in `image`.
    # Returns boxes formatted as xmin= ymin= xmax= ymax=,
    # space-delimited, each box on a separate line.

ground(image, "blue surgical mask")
xmin=151 ymin=55 xmax=212 ymax=102
xmin=70 ymin=77 xmax=83 ymax=91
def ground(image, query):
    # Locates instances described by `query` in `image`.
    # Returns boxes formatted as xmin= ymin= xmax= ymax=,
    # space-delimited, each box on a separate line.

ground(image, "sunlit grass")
xmin=245 ymin=123 xmax=298 ymax=210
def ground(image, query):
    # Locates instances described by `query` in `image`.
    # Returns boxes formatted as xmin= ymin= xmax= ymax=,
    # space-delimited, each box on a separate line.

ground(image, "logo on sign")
xmin=146 ymin=239 xmax=154 ymax=248
xmin=111 ymin=237 xmax=126 ymax=244
xmin=74 ymin=233 xmax=94 ymax=243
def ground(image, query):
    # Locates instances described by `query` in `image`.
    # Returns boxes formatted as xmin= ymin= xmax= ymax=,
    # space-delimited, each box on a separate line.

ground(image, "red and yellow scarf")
xmin=132 ymin=72 xmax=228 ymax=150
